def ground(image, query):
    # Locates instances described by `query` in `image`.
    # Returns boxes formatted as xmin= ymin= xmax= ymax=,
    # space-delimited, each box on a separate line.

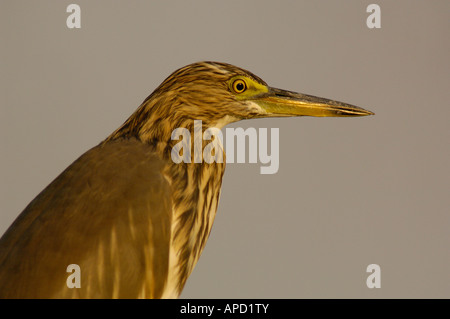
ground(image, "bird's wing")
xmin=0 ymin=138 xmax=172 ymax=298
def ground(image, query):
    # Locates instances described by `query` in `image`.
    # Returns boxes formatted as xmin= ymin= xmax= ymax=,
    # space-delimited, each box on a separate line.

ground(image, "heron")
xmin=0 ymin=62 xmax=373 ymax=298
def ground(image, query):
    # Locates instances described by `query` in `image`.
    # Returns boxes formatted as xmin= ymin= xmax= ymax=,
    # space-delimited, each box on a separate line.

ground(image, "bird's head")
xmin=108 ymin=61 xmax=373 ymax=143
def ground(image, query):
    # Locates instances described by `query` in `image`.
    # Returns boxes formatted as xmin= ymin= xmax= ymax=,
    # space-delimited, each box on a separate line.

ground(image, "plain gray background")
xmin=1 ymin=1 xmax=449 ymax=298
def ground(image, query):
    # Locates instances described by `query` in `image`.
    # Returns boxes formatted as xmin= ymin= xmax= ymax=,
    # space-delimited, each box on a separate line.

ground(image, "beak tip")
xmin=354 ymin=107 xmax=374 ymax=116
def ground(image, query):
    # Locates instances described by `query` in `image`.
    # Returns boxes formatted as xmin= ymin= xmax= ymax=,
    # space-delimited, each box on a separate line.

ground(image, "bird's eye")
xmin=232 ymin=79 xmax=247 ymax=94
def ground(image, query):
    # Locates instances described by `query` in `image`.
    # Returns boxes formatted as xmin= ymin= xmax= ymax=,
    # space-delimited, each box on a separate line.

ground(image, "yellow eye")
xmin=232 ymin=79 xmax=247 ymax=94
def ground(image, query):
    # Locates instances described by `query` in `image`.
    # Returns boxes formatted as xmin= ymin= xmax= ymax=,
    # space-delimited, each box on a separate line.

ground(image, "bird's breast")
xmin=161 ymin=161 xmax=225 ymax=298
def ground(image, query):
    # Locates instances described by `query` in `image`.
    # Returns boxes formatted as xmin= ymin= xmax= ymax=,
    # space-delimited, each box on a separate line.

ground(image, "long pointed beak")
xmin=253 ymin=87 xmax=374 ymax=117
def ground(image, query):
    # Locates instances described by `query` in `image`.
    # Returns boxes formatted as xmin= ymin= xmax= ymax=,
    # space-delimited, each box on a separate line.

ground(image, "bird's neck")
xmin=104 ymin=99 xmax=229 ymax=296
xmin=104 ymin=94 xmax=238 ymax=157
xmin=162 ymin=157 xmax=225 ymax=297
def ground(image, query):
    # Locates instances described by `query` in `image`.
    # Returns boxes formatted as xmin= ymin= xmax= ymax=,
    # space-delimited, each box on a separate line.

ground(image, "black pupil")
xmin=236 ymin=82 xmax=244 ymax=91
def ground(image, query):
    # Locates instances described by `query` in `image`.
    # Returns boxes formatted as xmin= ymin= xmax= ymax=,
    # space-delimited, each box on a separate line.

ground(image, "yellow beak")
xmin=253 ymin=87 xmax=374 ymax=117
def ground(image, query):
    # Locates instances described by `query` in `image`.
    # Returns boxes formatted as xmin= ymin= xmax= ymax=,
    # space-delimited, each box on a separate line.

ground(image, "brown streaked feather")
xmin=0 ymin=138 xmax=172 ymax=298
